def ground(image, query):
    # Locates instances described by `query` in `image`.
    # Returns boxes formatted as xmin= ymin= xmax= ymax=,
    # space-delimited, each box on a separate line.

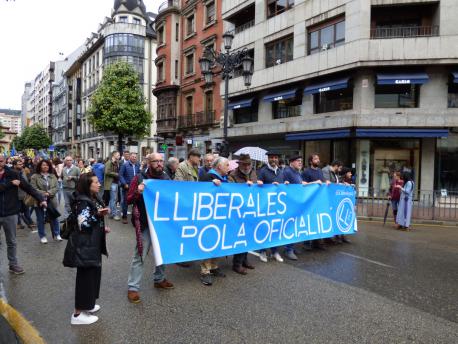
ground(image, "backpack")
xmin=61 ymin=197 xmax=80 ymax=240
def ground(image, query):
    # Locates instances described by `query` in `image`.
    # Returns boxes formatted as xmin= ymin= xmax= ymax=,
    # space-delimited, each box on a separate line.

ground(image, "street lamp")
xmin=199 ymin=31 xmax=254 ymax=157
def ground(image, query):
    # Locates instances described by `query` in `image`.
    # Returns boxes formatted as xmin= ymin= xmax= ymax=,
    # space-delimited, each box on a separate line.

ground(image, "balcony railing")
xmin=157 ymin=117 xmax=177 ymax=132
xmin=158 ymin=0 xmax=179 ymax=13
xmin=370 ymin=26 xmax=439 ymax=39
xmin=234 ymin=20 xmax=255 ymax=34
xmin=178 ymin=111 xmax=216 ymax=129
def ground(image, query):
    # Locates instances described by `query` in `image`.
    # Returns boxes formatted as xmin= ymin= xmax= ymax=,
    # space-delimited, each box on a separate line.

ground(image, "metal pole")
xmin=223 ymin=73 xmax=229 ymax=156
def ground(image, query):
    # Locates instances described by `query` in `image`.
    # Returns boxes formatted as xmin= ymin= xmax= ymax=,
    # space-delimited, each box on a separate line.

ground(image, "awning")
xmin=356 ymin=128 xmax=448 ymax=138
xmin=228 ymin=98 xmax=253 ymax=110
xmin=263 ymin=89 xmax=297 ymax=102
xmin=376 ymin=73 xmax=429 ymax=85
xmin=286 ymin=129 xmax=351 ymax=141
xmin=304 ymin=78 xmax=349 ymax=95
xmin=452 ymin=72 xmax=458 ymax=83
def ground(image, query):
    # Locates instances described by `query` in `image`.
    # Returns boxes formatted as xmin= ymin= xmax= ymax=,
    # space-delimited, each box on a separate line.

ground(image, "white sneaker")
xmin=56 ymin=235 xmax=63 ymax=241
xmin=273 ymin=252 xmax=284 ymax=263
xmin=259 ymin=251 xmax=268 ymax=263
xmin=71 ymin=312 xmax=99 ymax=325
xmin=88 ymin=304 xmax=100 ymax=313
xmin=113 ymin=216 xmax=121 ymax=221
xmin=40 ymin=237 xmax=48 ymax=244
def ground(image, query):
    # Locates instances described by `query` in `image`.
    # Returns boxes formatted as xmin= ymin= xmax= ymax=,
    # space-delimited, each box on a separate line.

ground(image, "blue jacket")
xmin=257 ymin=165 xmax=284 ymax=184
xmin=92 ymin=163 xmax=105 ymax=184
xmin=119 ymin=161 xmax=140 ymax=187
xmin=283 ymin=166 xmax=303 ymax=184
xmin=302 ymin=167 xmax=325 ymax=183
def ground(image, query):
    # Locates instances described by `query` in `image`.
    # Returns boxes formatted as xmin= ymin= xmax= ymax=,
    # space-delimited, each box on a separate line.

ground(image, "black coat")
xmin=63 ymin=194 xmax=108 ymax=268
xmin=0 ymin=167 xmax=44 ymax=217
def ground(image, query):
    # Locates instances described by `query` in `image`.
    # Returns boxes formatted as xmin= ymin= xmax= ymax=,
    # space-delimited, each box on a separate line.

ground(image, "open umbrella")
xmin=383 ymin=202 xmax=390 ymax=226
xmin=233 ymin=147 xmax=268 ymax=163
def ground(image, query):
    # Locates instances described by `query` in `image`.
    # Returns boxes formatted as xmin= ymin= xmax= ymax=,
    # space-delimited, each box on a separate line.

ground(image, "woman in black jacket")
xmin=63 ymin=172 xmax=109 ymax=325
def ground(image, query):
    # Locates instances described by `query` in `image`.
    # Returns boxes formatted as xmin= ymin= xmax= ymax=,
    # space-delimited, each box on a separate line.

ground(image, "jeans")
xmin=57 ymin=180 xmax=63 ymax=203
xmin=63 ymin=188 xmax=75 ymax=219
xmin=17 ymin=201 xmax=33 ymax=226
xmin=127 ymin=228 xmax=165 ymax=291
xmin=120 ymin=186 xmax=128 ymax=218
xmin=109 ymin=183 xmax=119 ymax=217
xmin=0 ymin=215 xmax=19 ymax=266
xmin=35 ymin=207 xmax=60 ymax=239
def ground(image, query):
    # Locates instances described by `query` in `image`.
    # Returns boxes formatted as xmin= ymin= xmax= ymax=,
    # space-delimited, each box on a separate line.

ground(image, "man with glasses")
xmin=62 ymin=156 xmax=80 ymax=219
xmin=126 ymin=153 xmax=174 ymax=304
xmin=0 ymin=156 xmax=46 ymax=275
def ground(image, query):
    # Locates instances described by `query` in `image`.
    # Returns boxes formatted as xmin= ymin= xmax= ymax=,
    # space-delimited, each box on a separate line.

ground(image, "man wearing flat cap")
xmin=228 ymin=154 xmax=263 ymax=274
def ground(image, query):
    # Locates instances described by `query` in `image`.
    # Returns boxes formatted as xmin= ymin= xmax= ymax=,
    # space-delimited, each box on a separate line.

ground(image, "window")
xmin=234 ymin=105 xmax=258 ymax=124
xmin=267 ymin=0 xmax=294 ymax=18
xmin=272 ymin=97 xmax=301 ymax=119
xmin=265 ymin=36 xmax=293 ymax=68
xmin=375 ymin=84 xmax=419 ymax=108
xmin=175 ymin=60 xmax=178 ymax=79
xmin=448 ymin=82 xmax=458 ymax=108
xmin=157 ymin=61 xmax=164 ymax=82
xmin=314 ymin=88 xmax=353 ymax=114
xmin=185 ymin=53 xmax=194 ymax=75
xmin=205 ymin=1 xmax=216 ymax=25
xmin=185 ymin=96 xmax=193 ymax=115
xmin=158 ymin=26 xmax=165 ymax=45
xmin=119 ymin=16 xmax=128 ymax=23
xmin=176 ymin=23 xmax=179 ymax=41
xmin=308 ymin=18 xmax=345 ymax=54
xmin=186 ymin=14 xmax=195 ymax=36
xmin=133 ymin=18 xmax=141 ymax=25
xmin=204 ymin=91 xmax=213 ymax=112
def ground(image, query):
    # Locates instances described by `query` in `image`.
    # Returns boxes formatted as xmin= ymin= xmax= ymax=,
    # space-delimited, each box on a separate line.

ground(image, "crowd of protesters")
xmin=0 ymin=148 xmax=415 ymax=325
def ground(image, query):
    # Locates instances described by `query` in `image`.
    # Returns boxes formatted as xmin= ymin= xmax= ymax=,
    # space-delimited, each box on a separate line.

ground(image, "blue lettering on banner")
xmin=143 ymin=180 xmax=357 ymax=265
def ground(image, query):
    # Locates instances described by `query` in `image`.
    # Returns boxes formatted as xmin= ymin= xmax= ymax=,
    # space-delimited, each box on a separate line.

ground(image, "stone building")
xmin=217 ymin=0 xmax=458 ymax=193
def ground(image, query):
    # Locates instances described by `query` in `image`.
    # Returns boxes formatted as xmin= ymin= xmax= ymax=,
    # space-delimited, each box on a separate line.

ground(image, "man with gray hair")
xmin=165 ymin=157 xmax=179 ymax=180
xmin=62 ymin=155 xmax=80 ymax=219
xmin=198 ymin=153 xmax=215 ymax=179
xmin=198 ymin=157 xmax=231 ymax=286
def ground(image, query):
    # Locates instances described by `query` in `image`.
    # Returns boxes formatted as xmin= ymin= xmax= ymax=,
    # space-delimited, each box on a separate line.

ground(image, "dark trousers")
xmin=75 ymin=266 xmax=101 ymax=310
xmin=233 ymin=253 xmax=248 ymax=267
xmin=103 ymin=190 xmax=110 ymax=208
xmin=17 ymin=201 xmax=33 ymax=226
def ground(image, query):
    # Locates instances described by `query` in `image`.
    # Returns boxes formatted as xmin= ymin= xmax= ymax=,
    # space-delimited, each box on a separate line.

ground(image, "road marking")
xmin=0 ymin=298 xmax=46 ymax=344
xmin=338 ymin=252 xmax=395 ymax=268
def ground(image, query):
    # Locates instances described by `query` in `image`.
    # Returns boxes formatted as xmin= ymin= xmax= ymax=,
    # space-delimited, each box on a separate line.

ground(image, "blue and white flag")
xmin=143 ymin=180 xmax=357 ymax=265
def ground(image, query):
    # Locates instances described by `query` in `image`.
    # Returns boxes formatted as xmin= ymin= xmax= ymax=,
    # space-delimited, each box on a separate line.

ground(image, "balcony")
xmin=178 ymin=111 xmax=216 ymax=129
xmin=158 ymin=0 xmax=179 ymax=13
xmin=157 ymin=117 xmax=177 ymax=132
xmin=235 ymin=19 xmax=254 ymax=34
xmin=370 ymin=26 xmax=439 ymax=39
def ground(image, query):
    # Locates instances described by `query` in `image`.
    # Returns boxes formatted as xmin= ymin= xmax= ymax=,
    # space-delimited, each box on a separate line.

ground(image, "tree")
xmin=14 ymin=124 xmax=51 ymax=150
xmin=88 ymin=61 xmax=151 ymax=154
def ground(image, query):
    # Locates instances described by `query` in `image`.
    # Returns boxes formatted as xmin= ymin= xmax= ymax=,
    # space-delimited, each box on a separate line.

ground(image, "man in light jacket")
xmin=62 ymin=156 xmax=80 ymax=219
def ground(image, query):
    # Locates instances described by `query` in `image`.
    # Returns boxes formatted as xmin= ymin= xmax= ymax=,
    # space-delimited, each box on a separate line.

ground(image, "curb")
xmin=358 ymin=216 xmax=458 ymax=227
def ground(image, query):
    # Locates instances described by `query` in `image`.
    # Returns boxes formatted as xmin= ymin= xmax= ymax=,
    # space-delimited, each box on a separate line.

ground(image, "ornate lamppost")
xmin=199 ymin=31 xmax=254 ymax=157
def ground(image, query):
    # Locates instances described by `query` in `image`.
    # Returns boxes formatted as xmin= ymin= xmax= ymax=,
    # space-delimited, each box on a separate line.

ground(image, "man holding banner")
xmin=198 ymin=157 xmax=231 ymax=286
xmin=126 ymin=153 xmax=174 ymax=303
xmin=228 ymin=154 xmax=263 ymax=275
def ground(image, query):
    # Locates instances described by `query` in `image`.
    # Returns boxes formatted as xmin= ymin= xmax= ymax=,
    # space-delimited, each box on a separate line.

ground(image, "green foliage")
xmin=13 ymin=124 xmax=51 ymax=150
xmin=88 ymin=61 xmax=151 ymax=138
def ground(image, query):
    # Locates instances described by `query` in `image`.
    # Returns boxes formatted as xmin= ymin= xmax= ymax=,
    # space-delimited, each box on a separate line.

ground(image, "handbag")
xmin=45 ymin=201 xmax=61 ymax=220
xmin=23 ymin=194 xmax=36 ymax=207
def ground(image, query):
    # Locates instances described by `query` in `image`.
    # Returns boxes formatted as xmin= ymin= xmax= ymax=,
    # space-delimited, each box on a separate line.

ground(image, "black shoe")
xmin=200 ymin=274 xmax=213 ymax=286
xmin=176 ymin=262 xmax=192 ymax=268
xmin=341 ymin=237 xmax=351 ymax=244
xmin=210 ymin=269 xmax=226 ymax=278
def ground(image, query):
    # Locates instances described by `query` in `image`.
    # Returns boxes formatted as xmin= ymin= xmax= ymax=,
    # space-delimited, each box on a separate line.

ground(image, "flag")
xmin=10 ymin=145 xmax=16 ymax=157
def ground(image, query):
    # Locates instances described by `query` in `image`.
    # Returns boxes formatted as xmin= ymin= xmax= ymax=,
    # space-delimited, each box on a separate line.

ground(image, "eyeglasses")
xmin=150 ymin=160 xmax=164 ymax=164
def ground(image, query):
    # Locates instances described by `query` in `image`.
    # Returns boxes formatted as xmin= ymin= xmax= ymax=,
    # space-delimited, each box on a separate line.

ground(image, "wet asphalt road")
xmin=1 ymin=216 xmax=458 ymax=343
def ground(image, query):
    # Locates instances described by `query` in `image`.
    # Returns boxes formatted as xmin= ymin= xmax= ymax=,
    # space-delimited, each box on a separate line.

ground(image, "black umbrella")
xmin=383 ymin=202 xmax=390 ymax=226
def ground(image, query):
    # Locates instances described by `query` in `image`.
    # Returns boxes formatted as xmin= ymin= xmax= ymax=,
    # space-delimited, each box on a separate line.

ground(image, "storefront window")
xmin=448 ymin=83 xmax=458 ymax=108
xmin=436 ymin=135 xmax=458 ymax=190
xmin=234 ymin=105 xmax=258 ymax=124
xmin=375 ymin=84 xmax=419 ymax=108
xmin=314 ymin=88 xmax=353 ymax=113
xmin=272 ymin=97 xmax=301 ymax=119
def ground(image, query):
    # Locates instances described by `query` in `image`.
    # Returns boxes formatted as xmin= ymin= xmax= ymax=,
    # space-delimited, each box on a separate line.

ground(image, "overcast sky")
xmin=0 ymin=0 xmax=158 ymax=110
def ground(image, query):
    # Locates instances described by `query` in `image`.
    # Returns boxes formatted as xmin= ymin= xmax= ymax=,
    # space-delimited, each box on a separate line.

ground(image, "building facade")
xmin=218 ymin=0 xmax=458 ymax=194
xmin=0 ymin=110 xmax=21 ymax=135
xmin=21 ymin=82 xmax=32 ymax=131
xmin=29 ymin=62 xmax=55 ymax=136
xmin=153 ymin=0 xmax=223 ymax=159
xmin=64 ymin=0 xmax=158 ymax=159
